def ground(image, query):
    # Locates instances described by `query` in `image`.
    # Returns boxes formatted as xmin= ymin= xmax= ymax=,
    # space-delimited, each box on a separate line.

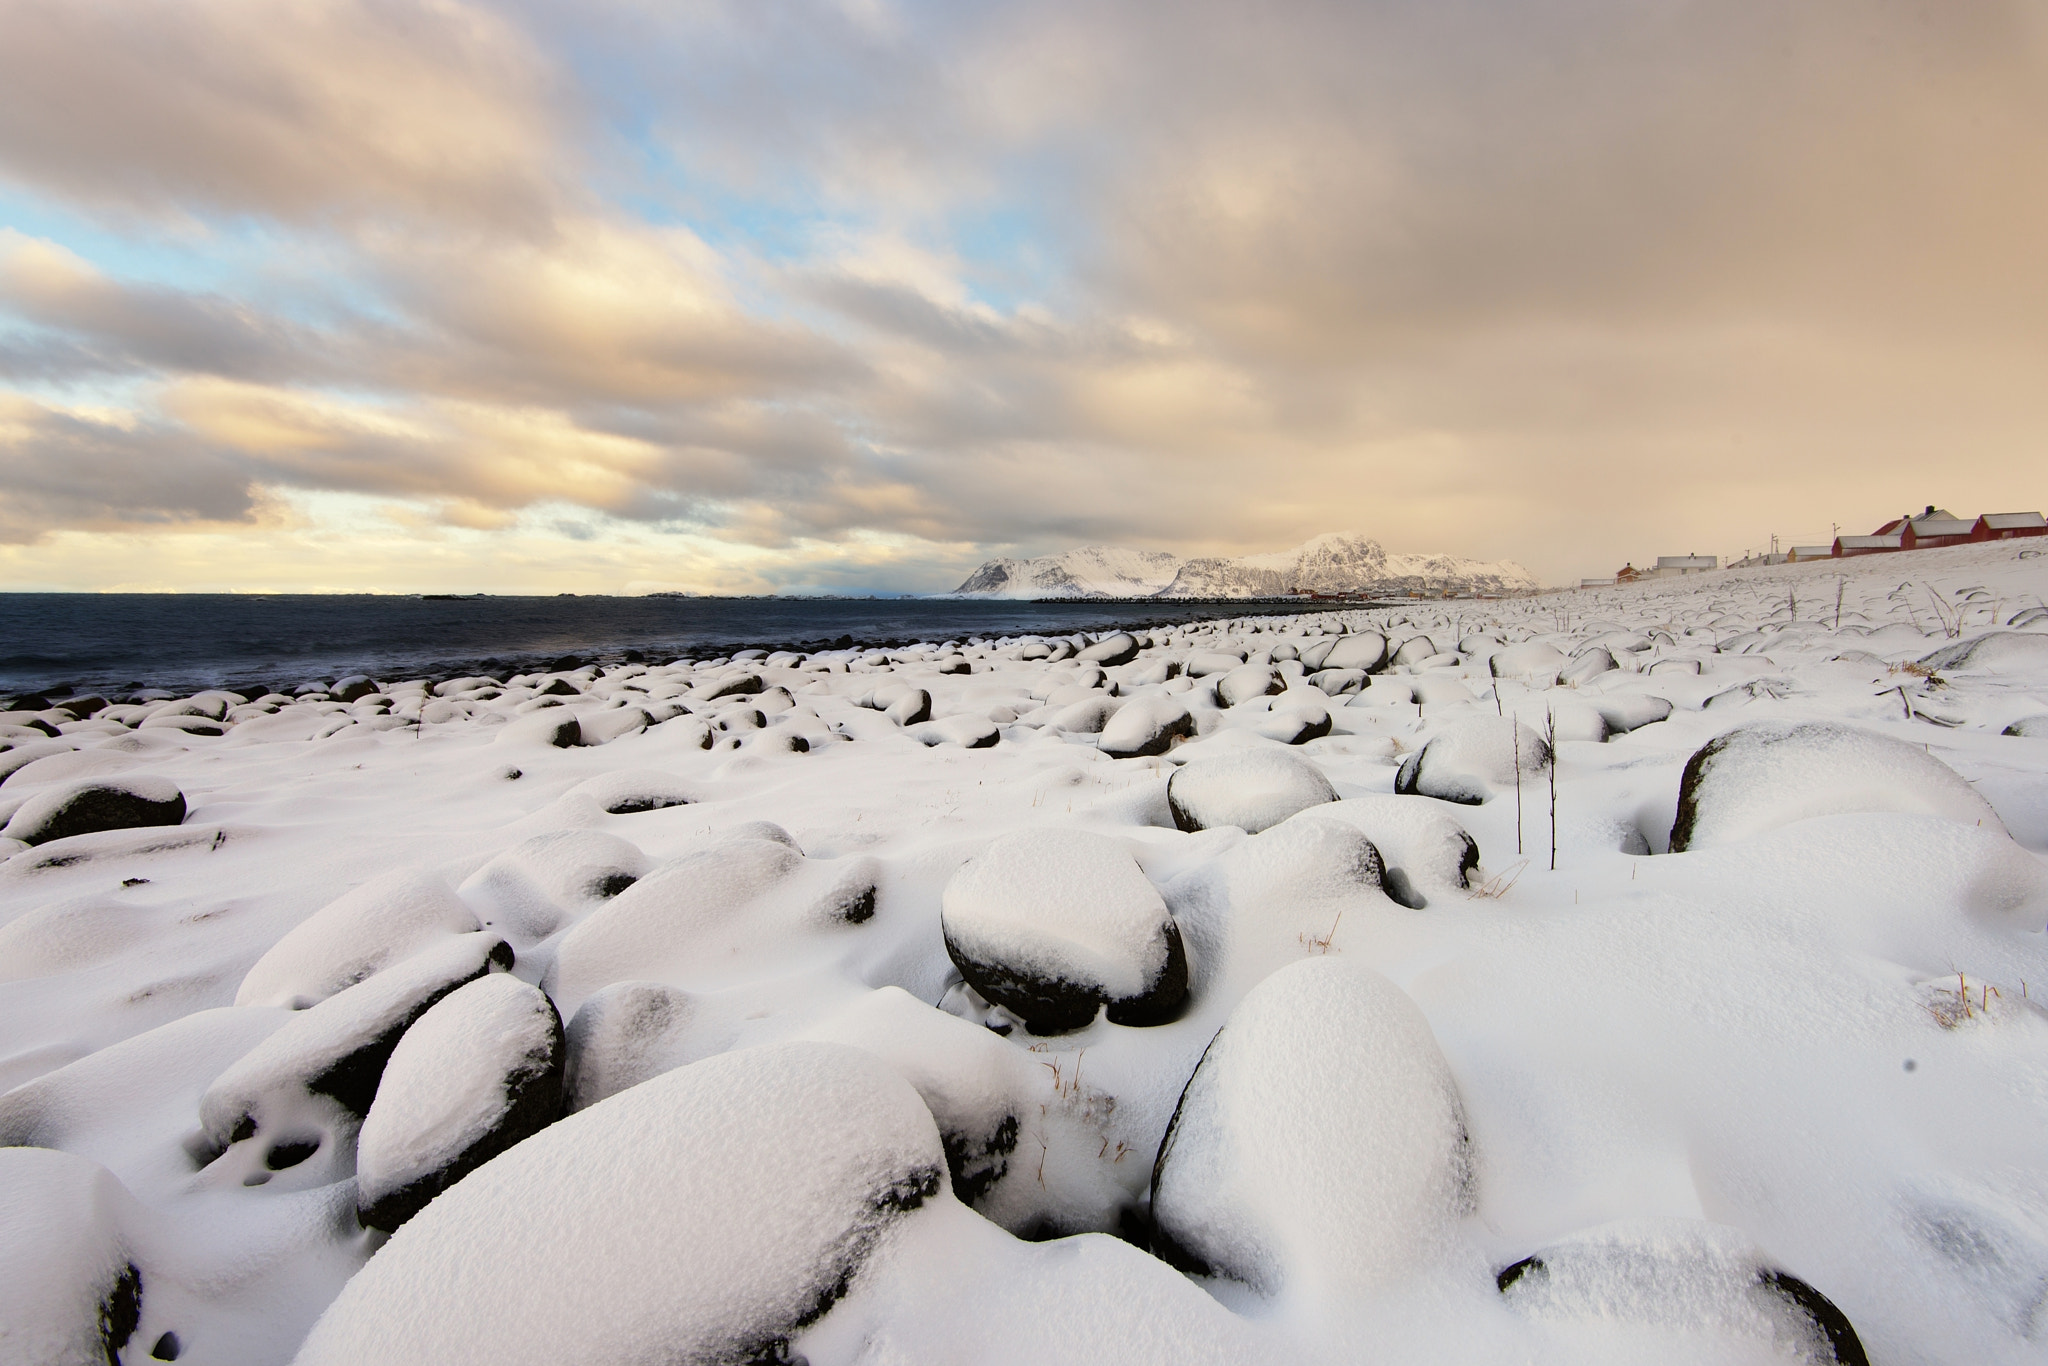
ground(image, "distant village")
xmin=1579 ymin=504 xmax=2047 ymax=589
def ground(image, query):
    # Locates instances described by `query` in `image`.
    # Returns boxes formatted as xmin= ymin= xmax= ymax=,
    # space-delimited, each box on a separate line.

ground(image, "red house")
xmin=1972 ymin=512 xmax=2047 ymax=541
xmin=1874 ymin=506 xmax=1975 ymax=550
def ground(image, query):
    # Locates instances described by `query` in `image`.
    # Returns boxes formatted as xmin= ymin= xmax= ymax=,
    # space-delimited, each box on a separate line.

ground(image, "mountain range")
xmin=945 ymin=533 xmax=1538 ymax=599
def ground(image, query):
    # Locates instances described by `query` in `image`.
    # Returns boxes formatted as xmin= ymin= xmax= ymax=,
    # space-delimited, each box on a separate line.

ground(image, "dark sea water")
xmin=0 ymin=593 xmax=1340 ymax=698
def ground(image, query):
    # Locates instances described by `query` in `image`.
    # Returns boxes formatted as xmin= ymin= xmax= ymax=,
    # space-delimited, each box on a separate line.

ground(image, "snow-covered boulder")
xmin=1183 ymin=650 xmax=1245 ymax=678
xmin=1489 ymin=641 xmax=1569 ymax=685
xmin=200 ymin=932 xmax=513 ymax=1167
xmin=546 ymin=835 xmax=878 ymax=1010
xmin=559 ymin=769 xmax=696 ymax=815
xmin=1559 ymin=647 xmax=1617 ymax=684
xmin=1097 ymin=696 xmax=1195 ymax=759
xmin=1390 ymin=635 xmax=1438 ymax=668
xmin=1254 ymin=702 xmax=1332 ymax=745
xmin=1279 ymin=795 xmax=1479 ymax=908
xmin=1917 ymin=631 xmax=2048 ymax=675
xmin=1594 ymin=694 xmax=1674 ymax=735
xmin=1077 ymin=632 xmax=1141 ymax=666
xmin=1324 ymin=632 xmax=1389 ymax=673
xmin=1497 ymin=1219 xmax=1866 ymax=1365
xmin=940 ymin=829 xmax=1188 ymax=1034
xmin=1166 ymin=749 xmax=1339 ymax=833
xmin=457 ymin=830 xmax=647 ymax=943
xmin=236 ymin=870 xmax=482 ymax=1009
xmin=2005 ymin=715 xmax=2048 ymax=738
xmin=906 ymin=715 xmax=1000 ymax=747
xmin=1395 ymin=718 xmax=1550 ymax=805
xmin=293 ymin=1043 xmax=948 ymax=1366
xmin=495 ymin=711 xmax=580 ymax=748
xmin=357 ymin=975 xmax=565 ymax=1231
xmin=1669 ymin=722 xmax=2006 ymax=852
xmin=576 ymin=706 xmax=650 ymax=746
xmin=0 ymin=1148 xmax=145 ymax=1366
xmin=1217 ymin=665 xmax=1281 ymax=707
xmin=562 ymin=980 xmax=701 ymax=1112
xmin=0 ymin=776 xmax=185 ymax=846
xmin=1150 ymin=958 xmax=1472 ymax=1305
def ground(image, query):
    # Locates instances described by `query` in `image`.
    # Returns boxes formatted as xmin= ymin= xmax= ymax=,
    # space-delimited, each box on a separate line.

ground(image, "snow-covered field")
xmin=4 ymin=538 xmax=2048 ymax=1366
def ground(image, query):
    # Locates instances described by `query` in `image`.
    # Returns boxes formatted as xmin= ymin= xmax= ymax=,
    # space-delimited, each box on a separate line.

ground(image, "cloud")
xmin=2 ymin=0 xmax=2048 ymax=586
xmin=0 ymin=0 xmax=568 ymax=228
xmin=0 ymin=395 xmax=261 ymax=543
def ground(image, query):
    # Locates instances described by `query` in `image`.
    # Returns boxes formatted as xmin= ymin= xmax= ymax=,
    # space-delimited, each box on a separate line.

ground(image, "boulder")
xmin=1283 ymin=795 xmax=1480 ymax=908
xmin=1389 ymin=635 xmax=1438 ymax=668
xmin=1217 ymin=665 xmax=1282 ymax=707
xmin=330 ymin=676 xmax=379 ymax=703
xmin=886 ymin=689 xmax=934 ymax=726
xmin=1167 ymin=748 xmax=1339 ymax=833
xmin=1496 ymin=1219 xmax=1866 ymax=1364
xmin=1 ymin=776 xmax=185 ymax=846
xmin=1254 ymin=703 xmax=1332 ymax=745
xmin=577 ymin=707 xmax=650 ymax=746
xmin=236 ymin=870 xmax=483 ymax=1009
xmin=293 ymin=1044 xmax=948 ymax=1366
xmin=457 ymin=830 xmax=649 ymax=943
xmin=1151 ymin=958 xmax=1471 ymax=1304
xmin=1076 ymin=632 xmax=1141 ymax=666
xmin=356 ymin=975 xmax=566 ymax=1232
xmin=1594 ymin=694 xmax=1674 ymax=734
xmin=940 ymin=829 xmax=1188 ymax=1034
xmin=496 ymin=711 xmax=581 ymax=748
xmin=2004 ymin=715 xmax=2048 ymax=738
xmin=1559 ymin=647 xmax=1617 ymax=685
xmin=1917 ymin=631 xmax=2048 ymax=674
xmin=0 ymin=1148 xmax=145 ymax=1366
xmin=1489 ymin=641 xmax=1569 ymax=686
xmin=1395 ymin=718 xmax=1550 ymax=806
xmin=1323 ymin=633 xmax=1389 ymax=673
xmin=562 ymin=981 xmax=701 ymax=1112
xmin=1183 ymin=651 xmax=1246 ymax=678
xmin=200 ymin=933 xmax=514 ymax=1166
xmin=906 ymin=715 xmax=1000 ymax=748
xmin=1669 ymin=722 xmax=2005 ymax=853
xmin=1097 ymin=696 xmax=1196 ymax=759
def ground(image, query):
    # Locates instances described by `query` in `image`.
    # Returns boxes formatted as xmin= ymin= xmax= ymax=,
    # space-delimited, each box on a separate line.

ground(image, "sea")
xmin=0 ymin=593 xmax=1345 ymax=698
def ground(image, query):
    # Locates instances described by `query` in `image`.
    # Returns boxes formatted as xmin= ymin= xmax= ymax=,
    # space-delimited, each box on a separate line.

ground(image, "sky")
xmin=2 ymin=0 xmax=2046 ymax=594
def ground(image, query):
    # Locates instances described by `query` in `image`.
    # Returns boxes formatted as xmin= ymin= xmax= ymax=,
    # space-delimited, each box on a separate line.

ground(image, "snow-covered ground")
xmin=4 ymin=537 xmax=2048 ymax=1366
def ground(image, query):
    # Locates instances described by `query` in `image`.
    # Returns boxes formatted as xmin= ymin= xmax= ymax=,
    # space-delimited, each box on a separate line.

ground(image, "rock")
xmin=1390 ymin=635 xmax=1438 ymax=667
xmin=1167 ymin=748 xmax=1339 ymax=833
xmin=139 ymin=713 xmax=229 ymax=736
xmin=906 ymin=715 xmax=1000 ymax=748
xmin=458 ymin=830 xmax=649 ymax=943
xmin=1395 ymin=718 xmax=1550 ymax=805
xmin=1183 ymin=651 xmax=1246 ymax=678
xmin=496 ymin=711 xmax=581 ymax=747
xmin=237 ymin=870 xmax=483 ymax=1009
xmin=562 ymin=981 xmax=700 ymax=1112
xmin=1049 ymin=694 xmax=1120 ymax=733
xmin=1 ymin=776 xmax=185 ymax=846
xmin=1254 ymin=703 xmax=1332 ymax=745
xmin=1307 ymin=668 xmax=1366 ymax=695
xmin=293 ymin=1044 xmax=948 ymax=1366
xmin=698 ymin=671 xmax=766 ymax=701
xmin=577 ymin=707 xmax=650 ymax=746
xmin=1281 ymin=795 xmax=1479 ymax=907
xmin=0 ymin=739 xmax=74 ymax=783
xmin=886 ymin=689 xmax=934 ymax=726
xmin=357 ymin=975 xmax=566 ymax=1232
xmin=2005 ymin=715 xmax=2048 ymax=738
xmin=0 ymin=1148 xmax=145 ymax=1366
xmin=330 ymin=675 xmax=379 ymax=703
xmin=1077 ymin=632 xmax=1141 ymax=666
xmin=1594 ymin=694 xmax=1674 ymax=734
xmin=1669 ymin=721 xmax=2005 ymax=852
xmin=560 ymin=769 xmax=696 ymax=814
xmin=1323 ymin=633 xmax=1389 ymax=673
xmin=1217 ymin=665 xmax=1282 ymax=707
xmin=1097 ymin=696 xmax=1196 ymax=759
xmin=940 ymin=829 xmax=1188 ymax=1034
xmin=1496 ymin=1219 xmax=1867 ymax=1364
xmin=1559 ymin=647 xmax=1617 ymax=684
xmin=1489 ymin=641 xmax=1569 ymax=685
xmin=1917 ymin=631 xmax=2048 ymax=674
xmin=199 ymin=933 xmax=514 ymax=1167
xmin=1151 ymin=958 xmax=1471 ymax=1304
xmin=1409 ymin=676 xmax=1476 ymax=708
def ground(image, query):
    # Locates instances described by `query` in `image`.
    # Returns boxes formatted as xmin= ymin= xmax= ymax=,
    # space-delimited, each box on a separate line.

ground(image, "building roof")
xmin=1909 ymin=517 xmax=1975 ymax=539
xmin=1789 ymin=546 xmax=1833 ymax=559
xmin=1655 ymin=555 xmax=1717 ymax=568
xmin=1980 ymin=511 xmax=2046 ymax=529
xmin=1837 ymin=533 xmax=1902 ymax=549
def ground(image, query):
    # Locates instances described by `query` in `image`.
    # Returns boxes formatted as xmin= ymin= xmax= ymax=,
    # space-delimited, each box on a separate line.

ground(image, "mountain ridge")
xmin=944 ymin=532 xmax=1537 ymax=599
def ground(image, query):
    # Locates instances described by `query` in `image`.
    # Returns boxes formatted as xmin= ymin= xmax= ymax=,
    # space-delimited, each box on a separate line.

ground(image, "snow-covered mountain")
xmin=946 ymin=532 xmax=1536 ymax=599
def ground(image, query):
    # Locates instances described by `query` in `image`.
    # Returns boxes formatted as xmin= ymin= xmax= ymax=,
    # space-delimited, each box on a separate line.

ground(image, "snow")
xmin=1150 ymin=957 xmax=1474 ymax=1310
xmin=1166 ymin=747 xmax=1340 ymax=832
xmin=355 ymin=973 xmax=562 ymax=1230
xmin=0 ymin=1146 xmax=143 ymax=1366
xmin=293 ymin=1042 xmax=947 ymax=1366
xmin=941 ymin=828 xmax=1182 ymax=1011
xmin=2 ymin=537 xmax=2048 ymax=1363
